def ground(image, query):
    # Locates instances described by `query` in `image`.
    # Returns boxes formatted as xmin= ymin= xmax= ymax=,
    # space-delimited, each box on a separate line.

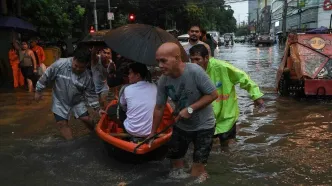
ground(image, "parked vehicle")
xmin=276 ymin=31 xmax=332 ymax=97
xmin=255 ymin=33 xmax=274 ymax=46
xmin=220 ymin=37 xmax=225 ymax=45
xmin=207 ymin=31 xmax=222 ymax=46
xmin=234 ymin=36 xmax=246 ymax=43
xmin=224 ymin=33 xmax=234 ymax=46
xmin=177 ymin=34 xmax=189 ymax=46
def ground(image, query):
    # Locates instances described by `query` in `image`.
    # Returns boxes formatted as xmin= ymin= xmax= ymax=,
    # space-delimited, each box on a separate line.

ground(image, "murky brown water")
xmin=1 ymin=44 xmax=331 ymax=186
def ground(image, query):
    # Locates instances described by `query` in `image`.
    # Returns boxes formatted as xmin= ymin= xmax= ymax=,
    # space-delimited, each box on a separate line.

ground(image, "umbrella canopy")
xmin=103 ymin=24 xmax=189 ymax=66
xmin=307 ymin=26 xmax=329 ymax=34
xmin=79 ymin=29 xmax=110 ymax=46
xmin=0 ymin=16 xmax=36 ymax=33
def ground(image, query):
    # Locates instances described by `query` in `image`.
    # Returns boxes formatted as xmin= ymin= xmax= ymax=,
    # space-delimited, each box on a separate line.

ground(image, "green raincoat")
xmin=206 ymin=58 xmax=264 ymax=134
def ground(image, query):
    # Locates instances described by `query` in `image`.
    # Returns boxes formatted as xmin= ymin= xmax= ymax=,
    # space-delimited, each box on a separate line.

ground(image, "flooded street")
xmin=1 ymin=44 xmax=332 ymax=186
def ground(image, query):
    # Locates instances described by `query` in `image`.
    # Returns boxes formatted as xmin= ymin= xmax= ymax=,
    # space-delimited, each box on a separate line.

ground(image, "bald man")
xmin=147 ymin=42 xmax=218 ymax=181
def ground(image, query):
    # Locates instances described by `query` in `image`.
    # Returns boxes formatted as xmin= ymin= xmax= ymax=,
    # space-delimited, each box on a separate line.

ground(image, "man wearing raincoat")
xmin=189 ymin=44 xmax=265 ymax=147
xmin=34 ymin=47 xmax=105 ymax=140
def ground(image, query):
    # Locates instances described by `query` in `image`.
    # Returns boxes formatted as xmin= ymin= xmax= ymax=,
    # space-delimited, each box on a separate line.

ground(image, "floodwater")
xmin=1 ymin=44 xmax=331 ymax=186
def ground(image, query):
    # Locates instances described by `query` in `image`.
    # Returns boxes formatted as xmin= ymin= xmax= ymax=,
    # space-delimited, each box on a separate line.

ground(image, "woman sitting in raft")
xmin=107 ymin=62 xmax=157 ymax=137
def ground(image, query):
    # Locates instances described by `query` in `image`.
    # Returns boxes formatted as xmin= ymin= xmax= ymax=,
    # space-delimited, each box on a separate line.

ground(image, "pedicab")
xmin=276 ymin=27 xmax=332 ymax=97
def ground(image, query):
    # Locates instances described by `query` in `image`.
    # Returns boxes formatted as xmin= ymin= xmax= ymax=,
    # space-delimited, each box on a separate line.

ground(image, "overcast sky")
xmin=228 ymin=1 xmax=249 ymax=24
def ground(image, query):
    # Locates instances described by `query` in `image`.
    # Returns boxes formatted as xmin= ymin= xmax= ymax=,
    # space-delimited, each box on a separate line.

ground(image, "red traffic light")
xmin=90 ymin=26 xmax=95 ymax=33
xmin=129 ymin=14 xmax=135 ymax=21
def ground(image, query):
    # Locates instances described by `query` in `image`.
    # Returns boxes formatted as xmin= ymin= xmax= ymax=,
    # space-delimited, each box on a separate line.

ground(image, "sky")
xmin=228 ymin=1 xmax=249 ymax=25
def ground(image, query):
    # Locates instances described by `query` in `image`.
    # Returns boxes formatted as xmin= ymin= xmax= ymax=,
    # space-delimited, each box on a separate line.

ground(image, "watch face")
xmin=188 ymin=107 xmax=193 ymax=114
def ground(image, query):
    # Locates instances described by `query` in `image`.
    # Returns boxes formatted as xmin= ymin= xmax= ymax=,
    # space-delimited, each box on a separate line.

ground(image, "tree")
xmin=235 ymin=24 xmax=249 ymax=36
xmin=112 ymin=0 xmax=237 ymax=34
xmin=21 ymin=0 xmax=85 ymax=41
xmin=1 ymin=0 xmax=7 ymax=15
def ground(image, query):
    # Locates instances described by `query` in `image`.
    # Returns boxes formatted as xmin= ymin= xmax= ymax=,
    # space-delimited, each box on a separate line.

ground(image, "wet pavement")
xmin=1 ymin=43 xmax=332 ymax=186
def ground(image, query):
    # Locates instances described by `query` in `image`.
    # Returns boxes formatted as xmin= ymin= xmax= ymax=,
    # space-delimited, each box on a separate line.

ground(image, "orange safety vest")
xmin=9 ymin=49 xmax=19 ymax=65
xmin=31 ymin=45 xmax=46 ymax=64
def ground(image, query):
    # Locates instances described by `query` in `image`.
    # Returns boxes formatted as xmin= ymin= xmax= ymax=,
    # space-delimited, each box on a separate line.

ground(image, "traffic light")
xmin=129 ymin=13 xmax=135 ymax=22
xmin=89 ymin=26 xmax=95 ymax=33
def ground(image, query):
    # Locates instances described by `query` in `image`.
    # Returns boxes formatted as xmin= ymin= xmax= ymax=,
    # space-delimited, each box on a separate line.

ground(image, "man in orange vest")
xmin=9 ymin=41 xmax=24 ymax=88
xmin=30 ymin=38 xmax=46 ymax=72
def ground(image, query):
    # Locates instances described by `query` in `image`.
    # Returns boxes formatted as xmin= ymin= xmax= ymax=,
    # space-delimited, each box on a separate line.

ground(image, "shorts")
xmin=167 ymin=126 xmax=215 ymax=164
xmin=21 ymin=66 xmax=38 ymax=86
xmin=52 ymin=102 xmax=89 ymax=122
xmin=54 ymin=111 xmax=89 ymax=122
xmin=214 ymin=123 xmax=236 ymax=143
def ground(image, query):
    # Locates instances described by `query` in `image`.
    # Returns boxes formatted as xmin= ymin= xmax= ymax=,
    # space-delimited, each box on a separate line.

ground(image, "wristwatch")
xmin=187 ymin=106 xmax=194 ymax=114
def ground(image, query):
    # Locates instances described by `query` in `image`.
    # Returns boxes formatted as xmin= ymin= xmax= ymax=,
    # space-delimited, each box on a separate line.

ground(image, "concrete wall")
xmin=287 ymin=8 xmax=318 ymax=29
xmin=248 ymin=0 xmax=258 ymax=23
xmin=271 ymin=0 xmax=320 ymax=32
xmin=317 ymin=6 xmax=332 ymax=28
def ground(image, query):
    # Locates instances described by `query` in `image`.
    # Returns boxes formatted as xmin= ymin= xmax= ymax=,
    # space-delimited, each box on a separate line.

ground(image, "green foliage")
xmin=113 ymin=0 xmax=237 ymax=34
xmin=235 ymin=25 xmax=249 ymax=36
xmin=18 ymin=0 xmax=236 ymax=40
xmin=21 ymin=0 xmax=85 ymax=41
xmin=113 ymin=13 xmax=130 ymax=28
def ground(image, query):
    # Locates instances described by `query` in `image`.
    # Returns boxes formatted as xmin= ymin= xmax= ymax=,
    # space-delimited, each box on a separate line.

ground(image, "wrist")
xmin=187 ymin=106 xmax=194 ymax=114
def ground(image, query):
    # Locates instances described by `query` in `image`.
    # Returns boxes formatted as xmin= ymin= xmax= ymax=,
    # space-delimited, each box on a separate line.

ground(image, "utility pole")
xmin=91 ymin=0 xmax=98 ymax=31
xmin=238 ymin=14 xmax=241 ymax=28
xmin=268 ymin=7 xmax=272 ymax=34
xmin=108 ymin=0 xmax=112 ymax=29
xmin=256 ymin=8 xmax=259 ymax=34
xmin=282 ymin=0 xmax=288 ymax=39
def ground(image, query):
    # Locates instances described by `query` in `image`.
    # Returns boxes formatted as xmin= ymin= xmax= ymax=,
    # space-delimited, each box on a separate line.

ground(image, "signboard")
xmin=107 ymin=12 xmax=114 ymax=20
xmin=323 ymin=0 xmax=332 ymax=10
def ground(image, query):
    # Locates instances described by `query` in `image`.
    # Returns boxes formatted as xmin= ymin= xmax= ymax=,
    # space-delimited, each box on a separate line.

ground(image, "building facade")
xmin=271 ymin=0 xmax=322 ymax=34
xmin=248 ymin=0 xmax=259 ymax=33
xmin=257 ymin=0 xmax=272 ymax=34
xmin=318 ymin=0 xmax=332 ymax=27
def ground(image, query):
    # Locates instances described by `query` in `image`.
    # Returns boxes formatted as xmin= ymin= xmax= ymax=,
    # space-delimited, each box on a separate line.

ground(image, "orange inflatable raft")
xmin=96 ymin=100 xmax=174 ymax=155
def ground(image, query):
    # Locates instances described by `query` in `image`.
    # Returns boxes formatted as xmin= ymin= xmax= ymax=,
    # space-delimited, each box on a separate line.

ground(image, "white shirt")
xmin=183 ymin=40 xmax=211 ymax=56
xmin=119 ymin=81 xmax=157 ymax=137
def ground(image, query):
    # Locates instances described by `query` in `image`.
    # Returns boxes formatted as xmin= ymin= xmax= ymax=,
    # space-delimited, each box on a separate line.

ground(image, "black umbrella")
xmin=103 ymin=24 xmax=188 ymax=66
xmin=0 ymin=16 xmax=36 ymax=33
xmin=79 ymin=29 xmax=110 ymax=47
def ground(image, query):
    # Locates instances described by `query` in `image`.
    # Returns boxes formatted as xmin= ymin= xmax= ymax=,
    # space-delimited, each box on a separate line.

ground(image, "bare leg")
xmin=170 ymin=159 xmax=185 ymax=169
xmin=56 ymin=120 xmax=73 ymax=140
xmin=190 ymin=163 xmax=207 ymax=177
xmin=27 ymin=79 xmax=33 ymax=92
xmin=79 ymin=116 xmax=95 ymax=131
